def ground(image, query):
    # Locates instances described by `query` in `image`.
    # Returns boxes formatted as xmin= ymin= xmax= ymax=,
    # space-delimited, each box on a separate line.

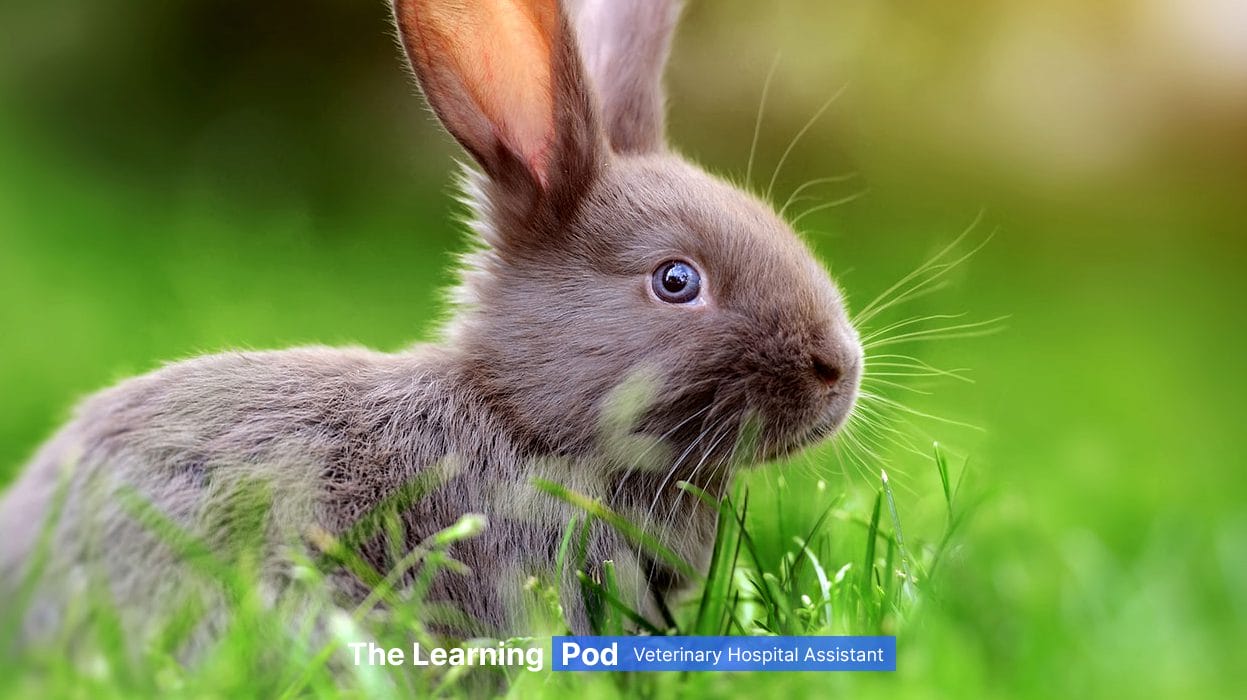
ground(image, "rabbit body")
xmin=1 ymin=0 xmax=863 ymax=643
xmin=0 ymin=344 xmax=711 ymax=637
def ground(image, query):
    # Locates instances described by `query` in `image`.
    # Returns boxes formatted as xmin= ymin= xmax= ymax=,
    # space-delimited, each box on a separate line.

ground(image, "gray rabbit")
xmin=0 ymin=0 xmax=862 ymax=642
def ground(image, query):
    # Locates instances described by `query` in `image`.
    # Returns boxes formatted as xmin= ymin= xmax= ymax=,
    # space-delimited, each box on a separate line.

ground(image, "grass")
xmin=0 ymin=437 xmax=971 ymax=699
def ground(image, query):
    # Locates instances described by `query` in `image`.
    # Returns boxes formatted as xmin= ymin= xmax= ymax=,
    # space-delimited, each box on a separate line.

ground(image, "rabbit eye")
xmin=652 ymin=260 xmax=702 ymax=304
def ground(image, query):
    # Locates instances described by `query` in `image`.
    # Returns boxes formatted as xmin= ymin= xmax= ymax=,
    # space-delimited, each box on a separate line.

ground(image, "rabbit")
xmin=0 ymin=0 xmax=863 ymax=644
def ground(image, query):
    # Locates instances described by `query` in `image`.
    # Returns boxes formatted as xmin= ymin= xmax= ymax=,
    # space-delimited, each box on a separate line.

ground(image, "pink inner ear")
xmin=424 ymin=0 xmax=559 ymax=187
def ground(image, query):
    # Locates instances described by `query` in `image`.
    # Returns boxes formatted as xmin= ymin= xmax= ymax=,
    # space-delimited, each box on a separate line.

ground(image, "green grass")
xmin=0 ymin=438 xmax=969 ymax=699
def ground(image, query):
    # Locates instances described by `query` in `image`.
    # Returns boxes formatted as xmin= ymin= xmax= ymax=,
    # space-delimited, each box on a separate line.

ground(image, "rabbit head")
xmin=393 ymin=0 xmax=862 ymax=467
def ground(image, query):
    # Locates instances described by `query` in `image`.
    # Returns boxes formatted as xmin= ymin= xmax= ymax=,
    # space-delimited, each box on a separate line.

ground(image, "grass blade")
xmin=532 ymin=478 xmax=698 ymax=581
xmin=574 ymin=571 xmax=663 ymax=635
xmin=934 ymin=441 xmax=952 ymax=511
xmin=861 ymin=490 xmax=882 ymax=617
xmin=881 ymin=469 xmax=916 ymax=597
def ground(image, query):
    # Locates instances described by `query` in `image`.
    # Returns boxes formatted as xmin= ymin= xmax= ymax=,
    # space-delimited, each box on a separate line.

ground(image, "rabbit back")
xmin=0 ymin=346 xmax=485 ymax=638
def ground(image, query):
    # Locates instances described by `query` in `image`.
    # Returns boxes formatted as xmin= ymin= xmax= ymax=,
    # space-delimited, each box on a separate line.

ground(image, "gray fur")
xmin=0 ymin=0 xmax=862 ymax=645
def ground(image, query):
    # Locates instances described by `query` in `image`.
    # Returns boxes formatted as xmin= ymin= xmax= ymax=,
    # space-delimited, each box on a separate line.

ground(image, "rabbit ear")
xmin=570 ymin=0 xmax=682 ymax=155
xmin=394 ymin=0 xmax=601 ymax=198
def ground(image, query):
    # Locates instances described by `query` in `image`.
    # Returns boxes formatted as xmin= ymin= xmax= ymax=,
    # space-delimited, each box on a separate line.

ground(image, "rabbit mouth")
xmin=757 ymin=393 xmax=858 ymax=462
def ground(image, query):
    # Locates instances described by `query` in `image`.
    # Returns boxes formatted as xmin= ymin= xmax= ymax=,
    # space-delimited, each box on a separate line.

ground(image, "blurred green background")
xmin=1 ymin=0 xmax=1244 ymax=697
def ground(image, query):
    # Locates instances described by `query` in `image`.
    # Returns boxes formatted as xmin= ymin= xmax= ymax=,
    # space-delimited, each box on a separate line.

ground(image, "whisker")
xmin=837 ymin=427 xmax=881 ymax=483
xmin=777 ymin=173 xmax=860 ymax=220
xmin=608 ymin=402 xmax=714 ymax=506
xmin=865 ymin=354 xmax=974 ymax=382
xmin=745 ymin=54 xmax=782 ymax=190
xmin=850 ymin=411 xmax=930 ymax=463
xmin=861 ymin=377 xmax=933 ymax=395
xmin=790 ymin=189 xmax=870 ymax=228
xmin=852 ymin=209 xmax=984 ymax=320
xmin=859 ymin=391 xmax=985 ymax=432
xmin=764 ymin=83 xmax=850 ymax=203
xmin=843 ymin=417 xmax=922 ymax=496
xmin=631 ymin=414 xmax=725 ymax=597
xmin=864 ymin=371 xmax=973 ymax=384
xmin=643 ymin=418 xmax=735 ymax=594
xmin=858 ymin=277 xmax=955 ymax=327
xmin=829 ymin=440 xmax=852 ymax=482
xmin=845 ymin=420 xmax=912 ymax=474
xmin=660 ymin=419 xmax=735 ymax=535
xmin=638 ymin=413 xmax=729 ymax=544
xmin=860 ymin=313 xmax=969 ymax=344
xmin=864 ymin=362 xmax=975 ymax=383
xmin=852 ymin=210 xmax=991 ymax=327
xmin=863 ymin=316 xmax=1009 ymax=350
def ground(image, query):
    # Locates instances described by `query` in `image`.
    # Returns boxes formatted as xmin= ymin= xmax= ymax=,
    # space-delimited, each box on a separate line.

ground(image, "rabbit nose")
xmin=811 ymin=352 xmax=843 ymax=387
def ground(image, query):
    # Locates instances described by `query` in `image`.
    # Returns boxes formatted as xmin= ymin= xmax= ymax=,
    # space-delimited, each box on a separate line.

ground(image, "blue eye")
xmin=652 ymin=260 xmax=702 ymax=304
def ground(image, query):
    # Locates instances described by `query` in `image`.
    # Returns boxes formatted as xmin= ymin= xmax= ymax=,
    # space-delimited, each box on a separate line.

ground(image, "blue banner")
xmin=552 ymin=636 xmax=895 ymax=672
